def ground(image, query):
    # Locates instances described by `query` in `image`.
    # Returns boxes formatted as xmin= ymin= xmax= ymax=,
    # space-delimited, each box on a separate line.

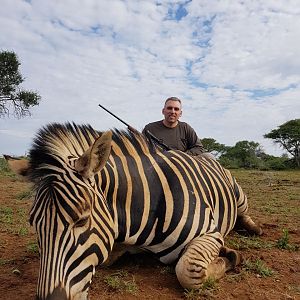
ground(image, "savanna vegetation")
xmin=202 ymin=118 xmax=300 ymax=170
xmin=0 ymin=157 xmax=299 ymax=299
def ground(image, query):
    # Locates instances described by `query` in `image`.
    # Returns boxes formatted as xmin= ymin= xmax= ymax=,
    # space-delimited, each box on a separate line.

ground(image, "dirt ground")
xmin=0 ymin=170 xmax=299 ymax=300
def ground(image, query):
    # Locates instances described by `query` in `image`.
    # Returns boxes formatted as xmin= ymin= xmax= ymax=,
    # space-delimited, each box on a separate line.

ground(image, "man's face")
xmin=162 ymin=100 xmax=182 ymax=126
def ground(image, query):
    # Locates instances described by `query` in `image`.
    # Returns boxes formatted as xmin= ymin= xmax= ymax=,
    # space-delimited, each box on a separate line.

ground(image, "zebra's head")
xmin=13 ymin=124 xmax=116 ymax=300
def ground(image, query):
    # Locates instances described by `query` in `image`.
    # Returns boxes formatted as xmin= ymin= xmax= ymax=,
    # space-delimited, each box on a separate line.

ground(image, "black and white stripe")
xmin=26 ymin=123 xmax=258 ymax=299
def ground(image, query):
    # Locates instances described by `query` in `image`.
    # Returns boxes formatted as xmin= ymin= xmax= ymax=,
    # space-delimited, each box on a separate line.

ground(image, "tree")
xmin=201 ymin=138 xmax=228 ymax=157
xmin=219 ymin=140 xmax=264 ymax=169
xmin=0 ymin=51 xmax=41 ymax=118
xmin=260 ymin=154 xmax=289 ymax=170
xmin=264 ymin=119 xmax=300 ymax=167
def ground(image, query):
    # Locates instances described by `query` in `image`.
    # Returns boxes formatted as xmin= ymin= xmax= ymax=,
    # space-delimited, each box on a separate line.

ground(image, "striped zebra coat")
xmin=6 ymin=123 xmax=262 ymax=300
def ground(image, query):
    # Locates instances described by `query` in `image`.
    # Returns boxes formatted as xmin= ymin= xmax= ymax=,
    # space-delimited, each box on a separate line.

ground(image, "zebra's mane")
xmin=28 ymin=122 xmax=157 ymax=181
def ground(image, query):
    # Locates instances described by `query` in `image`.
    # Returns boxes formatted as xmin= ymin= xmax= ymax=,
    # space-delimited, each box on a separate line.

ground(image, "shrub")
xmin=264 ymin=156 xmax=289 ymax=170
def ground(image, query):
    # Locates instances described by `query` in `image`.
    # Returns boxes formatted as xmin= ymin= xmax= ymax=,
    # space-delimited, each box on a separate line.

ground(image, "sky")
xmin=1 ymin=0 xmax=300 ymax=156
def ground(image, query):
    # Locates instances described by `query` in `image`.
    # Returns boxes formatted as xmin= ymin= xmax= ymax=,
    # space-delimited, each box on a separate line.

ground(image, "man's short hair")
xmin=164 ymin=97 xmax=182 ymax=106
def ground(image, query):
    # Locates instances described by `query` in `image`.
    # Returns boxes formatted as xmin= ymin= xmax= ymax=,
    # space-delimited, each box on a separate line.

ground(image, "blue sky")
xmin=1 ymin=0 xmax=300 ymax=156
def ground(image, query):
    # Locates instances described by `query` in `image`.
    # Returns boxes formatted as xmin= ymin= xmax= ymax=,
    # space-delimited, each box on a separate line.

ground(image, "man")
xmin=143 ymin=97 xmax=213 ymax=158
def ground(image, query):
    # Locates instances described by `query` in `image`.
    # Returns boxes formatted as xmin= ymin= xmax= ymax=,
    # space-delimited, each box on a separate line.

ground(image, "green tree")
xmin=201 ymin=138 xmax=228 ymax=157
xmin=219 ymin=140 xmax=264 ymax=169
xmin=0 ymin=50 xmax=41 ymax=118
xmin=261 ymin=154 xmax=289 ymax=170
xmin=264 ymin=119 xmax=300 ymax=167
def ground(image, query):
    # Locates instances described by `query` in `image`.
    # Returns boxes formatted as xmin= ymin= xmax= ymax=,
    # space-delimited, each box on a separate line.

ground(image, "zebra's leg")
xmin=234 ymin=181 xmax=263 ymax=236
xmin=101 ymin=243 xmax=126 ymax=266
xmin=219 ymin=246 xmax=241 ymax=267
xmin=175 ymin=231 xmax=239 ymax=289
xmin=102 ymin=243 xmax=143 ymax=267
xmin=235 ymin=215 xmax=263 ymax=235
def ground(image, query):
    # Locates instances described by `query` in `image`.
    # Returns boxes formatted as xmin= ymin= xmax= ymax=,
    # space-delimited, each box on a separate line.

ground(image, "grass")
xmin=0 ymin=259 xmax=11 ymax=266
xmin=201 ymin=277 xmax=218 ymax=291
xmin=160 ymin=265 xmax=175 ymax=274
xmin=16 ymin=189 xmax=34 ymax=201
xmin=18 ymin=227 xmax=29 ymax=236
xmin=1 ymin=166 xmax=299 ymax=299
xmin=0 ymin=157 xmax=16 ymax=178
xmin=184 ymin=277 xmax=219 ymax=299
xmin=226 ymin=234 xmax=274 ymax=250
xmin=103 ymin=270 xmax=138 ymax=295
xmin=229 ymin=223 xmax=296 ymax=255
xmin=276 ymin=229 xmax=299 ymax=251
xmin=231 ymin=169 xmax=300 ymax=232
xmin=243 ymin=259 xmax=274 ymax=277
xmin=0 ymin=206 xmax=13 ymax=224
xmin=26 ymin=241 xmax=39 ymax=254
xmin=288 ymin=191 xmax=299 ymax=200
xmin=276 ymin=229 xmax=290 ymax=249
xmin=184 ymin=288 xmax=202 ymax=300
xmin=261 ymin=201 xmax=300 ymax=216
xmin=0 ymin=205 xmax=30 ymax=236
xmin=226 ymin=271 xmax=246 ymax=283
xmin=0 ymin=157 xmax=32 ymax=236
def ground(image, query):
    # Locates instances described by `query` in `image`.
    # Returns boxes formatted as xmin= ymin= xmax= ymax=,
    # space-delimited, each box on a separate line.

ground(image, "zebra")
xmin=6 ymin=122 xmax=262 ymax=300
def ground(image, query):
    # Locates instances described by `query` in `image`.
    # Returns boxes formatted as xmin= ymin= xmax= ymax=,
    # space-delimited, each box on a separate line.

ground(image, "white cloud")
xmin=188 ymin=0 xmax=300 ymax=89
xmin=0 ymin=0 xmax=299 ymax=157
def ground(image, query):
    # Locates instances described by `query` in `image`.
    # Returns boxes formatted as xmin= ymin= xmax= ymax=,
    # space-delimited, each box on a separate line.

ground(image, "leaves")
xmin=264 ymin=119 xmax=300 ymax=167
xmin=0 ymin=50 xmax=41 ymax=118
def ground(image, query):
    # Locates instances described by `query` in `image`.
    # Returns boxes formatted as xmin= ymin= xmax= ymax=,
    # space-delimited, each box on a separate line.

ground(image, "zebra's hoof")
xmin=219 ymin=247 xmax=241 ymax=268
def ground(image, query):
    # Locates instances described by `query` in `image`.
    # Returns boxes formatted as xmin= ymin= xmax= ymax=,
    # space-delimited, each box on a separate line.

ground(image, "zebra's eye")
xmin=74 ymin=216 xmax=89 ymax=228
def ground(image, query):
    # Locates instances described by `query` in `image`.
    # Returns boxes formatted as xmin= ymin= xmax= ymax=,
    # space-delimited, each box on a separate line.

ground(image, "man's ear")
xmin=3 ymin=155 xmax=30 ymax=177
xmin=74 ymin=131 xmax=112 ymax=179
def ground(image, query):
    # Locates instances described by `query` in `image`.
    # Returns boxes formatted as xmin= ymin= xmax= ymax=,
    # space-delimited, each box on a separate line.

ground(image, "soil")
xmin=0 ymin=171 xmax=299 ymax=300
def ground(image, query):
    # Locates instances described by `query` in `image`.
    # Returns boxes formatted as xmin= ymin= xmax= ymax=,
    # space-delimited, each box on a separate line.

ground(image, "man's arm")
xmin=185 ymin=124 xmax=206 ymax=156
xmin=141 ymin=125 xmax=147 ymax=136
xmin=186 ymin=138 xmax=205 ymax=156
xmin=142 ymin=123 xmax=171 ymax=151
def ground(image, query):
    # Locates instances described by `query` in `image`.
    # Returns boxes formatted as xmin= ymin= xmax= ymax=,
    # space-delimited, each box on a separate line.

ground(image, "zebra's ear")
xmin=75 ymin=131 xmax=112 ymax=179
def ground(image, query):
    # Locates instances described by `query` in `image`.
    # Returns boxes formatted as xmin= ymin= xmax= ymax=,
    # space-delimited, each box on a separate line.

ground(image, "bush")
xmin=218 ymin=156 xmax=267 ymax=170
xmin=0 ymin=157 xmax=14 ymax=176
xmin=218 ymin=157 xmax=241 ymax=169
xmin=218 ymin=154 xmax=293 ymax=171
xmin=263 ymin=156 xmax=289 ymax=170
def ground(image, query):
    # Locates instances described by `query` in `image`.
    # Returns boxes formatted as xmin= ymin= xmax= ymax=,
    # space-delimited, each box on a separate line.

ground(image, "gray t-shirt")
xmin=142 ymin=120 xmax=205 ymax=156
